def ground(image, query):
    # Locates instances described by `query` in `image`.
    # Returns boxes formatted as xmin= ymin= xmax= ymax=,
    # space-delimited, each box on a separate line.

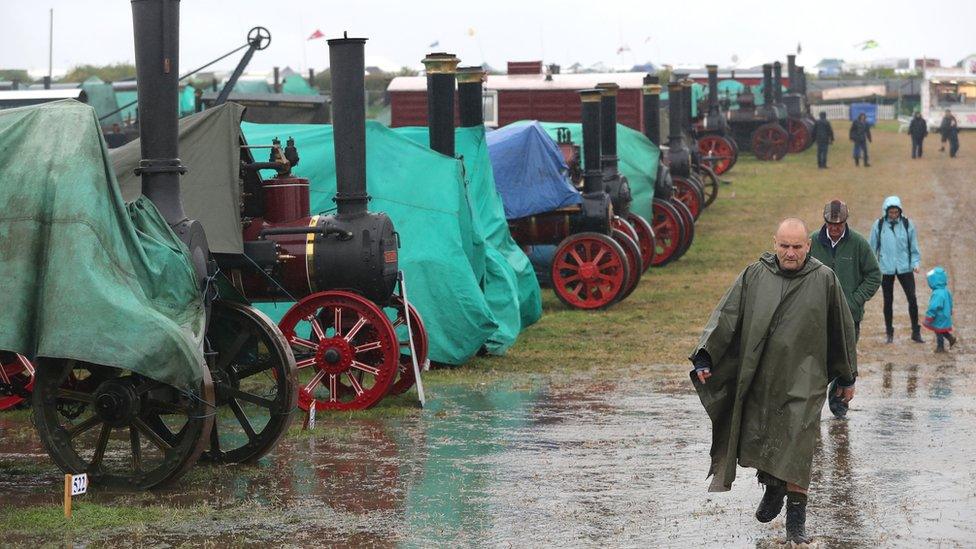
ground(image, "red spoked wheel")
xmin=787 ymin=118 xmax=812 ymax=153
xmin=279 ymin=291 xmax=399 ymax=411
xmin=384 ymin=295 xmax=428 ymax=396
xmin=651 ymin=199 xmax=685 ymax=267
xmin=624 ymin=212 xmax=655 ymax=273
xmin=672 ymin=175 xmax=704 ymax=220
xmin=611 ymin=228 xmax=642 ymax=302
xmin=752 ymin=123 xmax=789 ymax=161
xmin=698 ymin=135 xmax=737 ymax=175
xmin=670 ymin=198 xmax=696 ymax=261
xmin=0 ymin=352 xmax=35 ymax=411
xmin=611 ymin=216 xmax=640 ymax=247
xmin=550 ymin=232 xmax=631 ymax=310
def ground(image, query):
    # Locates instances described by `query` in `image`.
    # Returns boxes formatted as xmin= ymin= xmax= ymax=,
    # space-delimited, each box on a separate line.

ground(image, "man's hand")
xmin=696 ymin=368 xmax=712 ymax=384
xmin=835 ymin=384 xmax=855 ymax=403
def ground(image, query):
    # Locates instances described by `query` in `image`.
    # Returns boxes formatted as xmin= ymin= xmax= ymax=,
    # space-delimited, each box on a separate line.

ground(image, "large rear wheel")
xmin=384 ymin=295 xmax=428 ymax=397
xmin=752 ymin=123 xmax=789 ymax=161
xmin=670 ymin=199 xmax=696 ymax=261
xmin=651 ymin=199 xmax=685 ymax=267
xmin=698 ymin=134 xmax=736 ymax=175
xmin=624 ymin=212 xmax=655 ymax=273
xmin=611 ymin=228 xmax=642 ymax=302
xmin=672 ymin=176 xmax=704 ymax=220
xmin=550 ymin=232 xmax=630 ymax=309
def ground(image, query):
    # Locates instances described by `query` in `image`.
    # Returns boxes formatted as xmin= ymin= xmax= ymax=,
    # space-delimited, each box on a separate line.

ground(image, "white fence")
xmin=811 ymin=104 xmax=895 ymax=120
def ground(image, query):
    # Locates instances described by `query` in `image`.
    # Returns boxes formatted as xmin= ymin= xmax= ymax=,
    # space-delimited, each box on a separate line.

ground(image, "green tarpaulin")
xmin=82 ymin=76 xmax=122 ymax=127
xmin=241 ymin=121 xmax=504 ymax=365
xmin=281 ymin=75 xmax=318 ymax=96
xmin=114 ymin=85 xmax=198 ymax=124
xmin=532 ymin=122 xmax=660 ymax=225
xmin=233 ymin=79 xmax=273 ymax=94
xmin=395 ymin=126 xmax=543 ymax=352
xmin=0 ymin=100 xmax=206 ymax=389
xmin=659 ymin=83 xmax=706 ymax=117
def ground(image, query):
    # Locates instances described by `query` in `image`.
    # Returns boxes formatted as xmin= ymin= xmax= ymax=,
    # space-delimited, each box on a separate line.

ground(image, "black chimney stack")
xmin=642 ymin=74 xmax=661 ymax=146
xmin=798 ymin=66 xmax=807 ymax=96
xmin=273 ymin=66 xmax=280 ymax=93
xmin=328 ymin=34 xmax=370 ymax=217
xmin=787 ymin=54 xmax=797 ymax=93
xmin=762 ymin=64 xmax=774 ymax=106
xmin=130 ymin=0 xmax=186 ymax=226
xmin=773 ymin=61 xmax=783 ymax=104
xmin=43 ymin=76 xmax=51 ymax=90
xmin=596 ymin=82 xmax=620 ymax=172
xmin=308 ymin=68 xmax=315 ymax=87
xmin=423 ymin=52 xmax=460 ymax=157
xmin=707 ymin=64 xmax=719 ymax=114
xmin=457 ymin=66 xmax=485 ymax=127
xmin=667 ymin=82 xmax=684 ymax=144
xmin=580 ymin=89 xmax=603 ymax=195
xmin=681 ymin=79 xmax=695 ymax=134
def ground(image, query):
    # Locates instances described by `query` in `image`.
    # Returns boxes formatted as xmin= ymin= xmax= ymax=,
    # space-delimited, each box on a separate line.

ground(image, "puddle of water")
xmin=1 ymin=365 xmax=974 ymax=547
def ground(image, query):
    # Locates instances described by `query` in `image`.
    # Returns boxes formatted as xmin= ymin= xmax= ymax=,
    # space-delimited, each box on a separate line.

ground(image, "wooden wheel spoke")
xmin=130 ymin=426 xmax=142 ymax=470
xmin=309 ymin=317 xmax=327 ymax=341
xmin=223 ymin=386 xmax=275 ymax=409
xmin=290 ymin=336 xmax=317 ymax=351
xmin=57 ymin=388 xmax=94 ymax=404
xmin=233 ymin=360 xmax=273 ymax=380
xmin=569 ymin=249 xmax=585 ymax=265
xmin=89 ymin=423 xmax=112 ymax=470
xmin=229 ymin=399 xmax=257 ymax=440
xmin=0 ymin=366 xmax=10 ymax=384
xmin=354 ymin=340 xmax=383 ymax=354
xmin=333 ymin=307 xmax=343 ymax=337
xmin=328 ymin=374 xmax=338 ymax=402
xmin=592 ymin=247 xmax=607 ymax=264
xmin=132 ymin=417 xmax=173 ymax=452
xmin=296 ymin=357 xmax=318 ymax=369
xmin=345 ymin=372 xmax=365 ymax=396
xmin=65 ymin=415 xmax=102 ymax=439
xmin=304 ymin=369 xmax=327 ymax=392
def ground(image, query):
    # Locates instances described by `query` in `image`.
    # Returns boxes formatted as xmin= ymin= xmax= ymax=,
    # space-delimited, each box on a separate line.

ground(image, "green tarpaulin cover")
xmin=114 ymin=85 xmax=198 ymax=124
xmin=532 ymin=122 xmax=660 ymax=225
xmin=0 ymin=100 xmax=206 ymax=389
xmin=281 ymin=75 xmax=318 ymax=96
xmin=395 ymin=126 xmax=543 ymax=351
xmin=241 ymin=121 xmax=508 ymax=365
xmin=233 ymin=79 xmax=273 ymax=94
xmin=82 ymin=76 xmax=122 ymax=127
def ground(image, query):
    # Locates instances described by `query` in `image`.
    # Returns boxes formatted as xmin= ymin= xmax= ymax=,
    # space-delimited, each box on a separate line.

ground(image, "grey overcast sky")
xmin=1 ymin=0 xmax=974 ymax=77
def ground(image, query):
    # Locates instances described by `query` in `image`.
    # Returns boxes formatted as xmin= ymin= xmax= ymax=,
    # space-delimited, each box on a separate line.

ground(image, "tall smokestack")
xmin=681 ymin=79 xmax=694 ymax=134
xmin=456 ymin=66 xmax=485 ymax=127
xmin=422 ymin=52 xmax=460 ymax=157
xmin=328 ymin=34 xmax=369 ymax=216
xmin=762 ymin=64 xmax=773 ymax=106
xmin=798 ymin=66 xmax=807 ymax=96
xmin=273 ymin=66 xmax=280 ymax=93
xmin=580 ymin=89 xmax=603 ymax=195
xmin=642 ymin=74 xmax=661 ymax=146
xmin=130 ymin=0 xmax=186 ymax=225
xmin=596 ymin=82 xmax=619 ymax=172
xmin=308 ymin=68 xmax=315 ymax=87
xmin=773 ymin=61 xmax=783 ymax=104
xmin=667 ymin=82 xmax=683 ymax=144
xmin=707 ymin=64 xmax=719 ymax=113
xmin=787 ymin=54 xmax=797 ymax=93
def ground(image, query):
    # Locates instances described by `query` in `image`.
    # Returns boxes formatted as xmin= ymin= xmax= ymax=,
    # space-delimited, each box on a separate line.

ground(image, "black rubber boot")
xmin=935 ymin=343 xmax=946 ymax=353
xmin=911 ymin=326 xmax=925 ymax=344
xmin=785 ymin=492 xmax=812 ymax=544
xmin=885 ymin=327 xmax=894 ymax=344
xmin=946 ymin=333 xmax=957 ymax=348
xmin=854 ymin=157 xmax=860 ymax=167
xmin=755 ymin=472 xmax=787 ymax=523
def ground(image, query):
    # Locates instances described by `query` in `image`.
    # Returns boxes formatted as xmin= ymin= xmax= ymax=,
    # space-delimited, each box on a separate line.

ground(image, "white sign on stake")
xmin=306 ymin=401 xmax=316 ymax=430
xmin=71 ymin=473 xmax=88 ymax=496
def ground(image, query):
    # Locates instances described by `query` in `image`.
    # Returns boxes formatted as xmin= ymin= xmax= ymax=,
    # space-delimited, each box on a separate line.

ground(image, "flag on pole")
xmin=429 ymin=40 xmax=440 ymax=48
xmin=307 ymin=29 xmax=325 ymax=40
xmin=617 ymin=44 xmax=630 ymax=55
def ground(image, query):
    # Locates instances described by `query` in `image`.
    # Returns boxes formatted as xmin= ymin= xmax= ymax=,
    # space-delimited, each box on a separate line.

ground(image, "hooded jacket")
xmin=809 ymin=225 xmax=881 ymax=323
xmin=909 ymin=116 xmax=928 ymax=140
xmin=868 ymin=196 xmax=921 ymax=275
xmin=923 ymin=267 xmax=953 ymax=332
xmin=689 ymin=253 xmax=857 ymax=491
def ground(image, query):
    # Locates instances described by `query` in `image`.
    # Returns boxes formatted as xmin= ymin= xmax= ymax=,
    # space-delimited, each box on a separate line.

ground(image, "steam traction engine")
xmin=226 ymin=36 xmax=428 ymax=411
xmin=694 ymin=65 xmax=739 ymax=176
xmin=783 ymin=55 xmax=816 ymax=153
xmin=727 ymin=63 xmax=790 ymax=161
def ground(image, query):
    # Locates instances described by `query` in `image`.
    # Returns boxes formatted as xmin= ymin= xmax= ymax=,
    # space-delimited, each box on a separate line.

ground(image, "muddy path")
xmin=2 ymin=132 xmax=975 ymax=547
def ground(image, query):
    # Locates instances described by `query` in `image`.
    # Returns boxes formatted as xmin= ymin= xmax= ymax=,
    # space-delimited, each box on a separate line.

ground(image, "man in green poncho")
xmin=689 ymin=218 xmax=857 ymax=544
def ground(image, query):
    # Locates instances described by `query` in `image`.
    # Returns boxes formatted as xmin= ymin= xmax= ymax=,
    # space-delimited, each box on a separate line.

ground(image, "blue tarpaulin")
xmin=485 ymin=121 xmax=580 ymax=219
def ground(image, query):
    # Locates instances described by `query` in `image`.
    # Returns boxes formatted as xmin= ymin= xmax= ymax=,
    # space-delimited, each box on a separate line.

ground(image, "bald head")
xmin=773 ymin=218 xmax=811 ymax=271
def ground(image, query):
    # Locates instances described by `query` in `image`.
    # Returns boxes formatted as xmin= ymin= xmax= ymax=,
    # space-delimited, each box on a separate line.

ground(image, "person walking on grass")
xmin=813 ymin=112 xmax=834 ymax=168
xmin=849 ymin=112 xmax=872 ymax=167
xmin=939 ymin=109 xmax=960 ymax=158
xmin=869 ymin=196 xmax=923 ymax=344
xmin=809 ymin=199 xmax=880 ymax=418
xmin=923 ymin=267 xmax=957 ymax=353
xmin=908 ymin=111 xmax=928 ymax=159
xmin=689 ymin=218 xmax=857 ymax=544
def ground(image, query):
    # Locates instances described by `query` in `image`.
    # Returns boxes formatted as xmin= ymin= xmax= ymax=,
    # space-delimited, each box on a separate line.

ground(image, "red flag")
xmin=307 ymin=29 xmax=325 ymax=40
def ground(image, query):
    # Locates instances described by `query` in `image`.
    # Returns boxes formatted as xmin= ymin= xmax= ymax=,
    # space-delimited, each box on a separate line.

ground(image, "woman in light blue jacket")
xmin=868 ymin=196 xmax=923 ymax=343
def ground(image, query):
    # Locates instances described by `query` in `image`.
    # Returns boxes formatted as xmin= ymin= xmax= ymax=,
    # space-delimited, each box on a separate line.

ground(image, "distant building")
xmin=915 ymin=58 xmax=941 ymax=70
xmin=816 ymin=58 xmax=844 ymax=78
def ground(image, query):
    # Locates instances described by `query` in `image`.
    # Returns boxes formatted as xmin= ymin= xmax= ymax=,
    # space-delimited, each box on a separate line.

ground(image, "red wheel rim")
xmin=385 ymin=295 xmax=428 ymax=396
xmin=625 ymin=212 xmax=655 ymax=273
xmin=672 ymin=176 xmax=702 ymax=218
xmin=698 ymin=135 xmax=735 ymax=175
xmin=551 ymin=233 xmax=629 ymax=309
xmin=752 ymin=124 xmax=789 ymax=161
xmin=611 ymin=229 xmax=642 ymax=302
xmin=611 ymin=216 xmax=644 ymax=270
xmin=651 ymin=201 xmax=682 ymax=266
xmin=279 ymin=291 xmax=398 ymax=411
xmin=670 ymin=198 xmax=696 ymax=260
xmin=787 ymin=118 xmax=810 ymax=153
xmin=0 ymin=353 xmax=34 ymax=410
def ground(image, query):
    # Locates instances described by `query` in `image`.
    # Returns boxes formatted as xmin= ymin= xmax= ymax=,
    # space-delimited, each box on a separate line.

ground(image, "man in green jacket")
xmin=809 ymin=200 xmax=880 ymax=418
xmin=689 ymin=218 xmax=857 ymax=544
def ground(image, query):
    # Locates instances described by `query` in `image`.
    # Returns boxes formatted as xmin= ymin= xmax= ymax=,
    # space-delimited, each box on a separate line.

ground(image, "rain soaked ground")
xmin=3 ymin=130 xmax=976 ymax=547
xmin=2 ymin=360 xmax=975 ymax=547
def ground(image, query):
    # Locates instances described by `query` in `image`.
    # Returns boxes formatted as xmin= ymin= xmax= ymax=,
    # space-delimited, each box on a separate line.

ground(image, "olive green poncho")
xmin=690 ymin=252 xmax=857 ymax=491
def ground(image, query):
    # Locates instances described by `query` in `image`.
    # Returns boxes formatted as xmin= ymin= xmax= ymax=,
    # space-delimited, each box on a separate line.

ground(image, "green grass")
xmin=0 ymin=502 xmax=213 ymax=542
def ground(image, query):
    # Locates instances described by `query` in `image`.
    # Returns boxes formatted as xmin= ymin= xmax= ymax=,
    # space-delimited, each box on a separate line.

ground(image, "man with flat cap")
xmin=809 ymin=200 xmax=880 ymax=417
xmin=689 ymin=218 xmax=857 ymax=544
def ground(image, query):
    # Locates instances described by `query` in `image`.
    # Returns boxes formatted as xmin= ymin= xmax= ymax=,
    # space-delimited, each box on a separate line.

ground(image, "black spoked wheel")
xmin=32 ymin=359 xmax=214 ymax=489
xmin=204 ymin=300 xmax=298 ymax=464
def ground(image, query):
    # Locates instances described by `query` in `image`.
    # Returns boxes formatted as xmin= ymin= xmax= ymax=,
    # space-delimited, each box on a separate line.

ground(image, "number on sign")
xmin=71 ymin=473 xmax=88 ymax=496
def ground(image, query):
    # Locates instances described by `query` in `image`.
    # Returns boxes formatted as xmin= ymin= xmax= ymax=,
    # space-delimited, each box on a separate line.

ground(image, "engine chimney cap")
xmin=326 ymin=32 xmax=367 ymax=46
xmin=668 ymin=82 xmax=683 ymax=92
xmin=643 ymin=74 xmax=659 ymax=85
xmin=642 ymin=84 xmax=662 ymax=95
xmin=422 ymin=53 xmax=460 ymax=74
xmin=706 ymin=64 xmax=718 ymax=71
xmin=596 ymin=82 xmax=619 ymax=96
xmin=456 ymin=66 xmax=486 ymax=84
xmin=580 ymin=88 xmax=603 ymax=102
